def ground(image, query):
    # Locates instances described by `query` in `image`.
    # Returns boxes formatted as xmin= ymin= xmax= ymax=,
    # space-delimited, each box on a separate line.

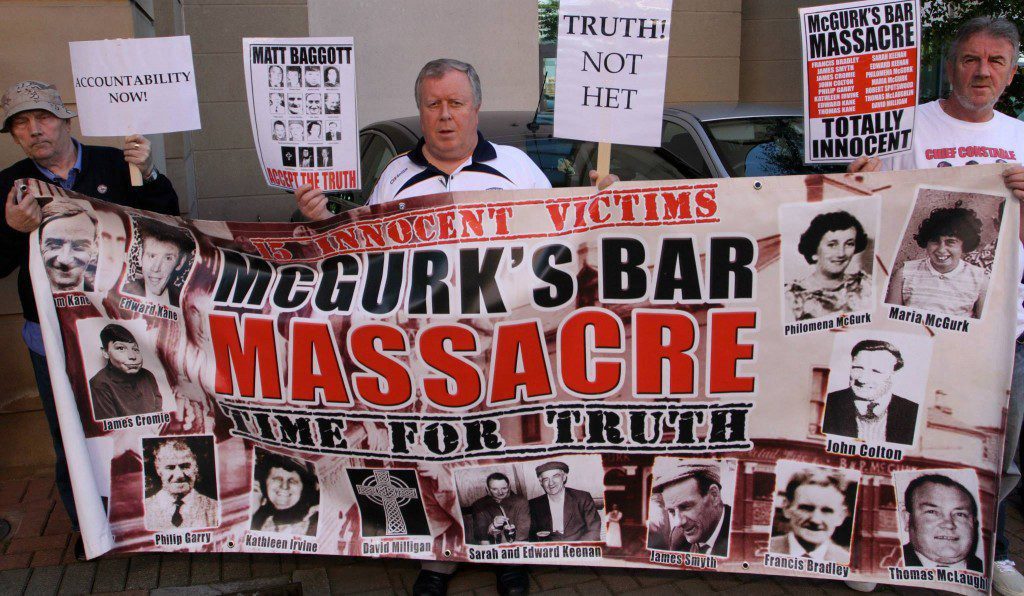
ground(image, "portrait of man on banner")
xmin=646 ymin=458 xmax=736 ymax=558
xmin=142 ymin=435 xmax=219 ymax=531
xmin=768 ymin=461 xmax=860 ymax=565
xmin=454 ymin=465 xmax=531 ymax=545
xmin=38 ymin=200 xmax=99 ymax=293
xmin=894 ymin=469 xmax=985 ymax=574
xmin=250 ymin=447 xmax=320 ymax=537
xmin=121 ymin=216 xmax=197 ymax=309
xmin=821 ymin=331 xmax=932 ymax=447
xmin=526 ymin=457 xmax=603 ymax=543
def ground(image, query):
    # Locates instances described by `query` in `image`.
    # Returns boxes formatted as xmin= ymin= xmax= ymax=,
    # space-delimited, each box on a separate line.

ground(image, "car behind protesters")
xmin=295 ymin=58 xmax=617 ymax=596
xmin=0 ymin=80 xmax=180 ymax=561
xmin=847 ymin=16 xmax=1024 ymax=596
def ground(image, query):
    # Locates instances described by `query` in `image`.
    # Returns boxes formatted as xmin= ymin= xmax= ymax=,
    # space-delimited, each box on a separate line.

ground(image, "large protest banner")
xmin=243 ymin=38 xmax=360 ymax=193
xmin=28 ymin=165 xmax=1016 ymax=594
xmin=801 ymin=0 xmax=920 ymax=163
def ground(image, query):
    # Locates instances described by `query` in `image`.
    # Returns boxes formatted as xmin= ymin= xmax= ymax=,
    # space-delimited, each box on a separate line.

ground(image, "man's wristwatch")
xmin=144 ymin=167 xmax=159 ymax=183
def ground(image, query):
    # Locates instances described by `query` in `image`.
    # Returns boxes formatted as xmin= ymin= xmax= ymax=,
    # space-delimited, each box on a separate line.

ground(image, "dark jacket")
xmin=528 ymin=487 xmax=601 ymax=542
xmin=0 ymin=144 xmax=179 ymax=323
xmin=902 ymin=542 xmax=984 ymax=573
xmin=670 ymin=504 xmax=732 ymax=557
xmin=822 ymin=388 xmax=919 ymax=445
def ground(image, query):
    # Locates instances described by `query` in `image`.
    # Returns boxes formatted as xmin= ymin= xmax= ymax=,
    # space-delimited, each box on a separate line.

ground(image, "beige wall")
xmin=181 ymin=0 xmax=309 ymax=222
xmin=739 ymin=0 xmax=863 ymax=106
xmin=308 ymin=0 xmax=541 ymax=127
xmin=666 ymin=0 xmax=743 ymax=104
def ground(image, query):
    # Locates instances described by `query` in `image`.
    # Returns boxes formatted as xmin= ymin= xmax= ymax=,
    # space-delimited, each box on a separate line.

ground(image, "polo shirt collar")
xmin=408 ymin=131 xmax=496 ymax=169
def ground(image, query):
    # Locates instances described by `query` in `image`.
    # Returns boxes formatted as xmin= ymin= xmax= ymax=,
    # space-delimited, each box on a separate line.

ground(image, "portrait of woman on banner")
xmin=784 ymin=210 xmax=874 ymax=322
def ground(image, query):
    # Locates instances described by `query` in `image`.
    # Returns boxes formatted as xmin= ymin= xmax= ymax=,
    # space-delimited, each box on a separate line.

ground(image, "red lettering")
xmin=487 ymin=320 xmax=554 ymax=404
xmin=210 ymin=313 xmax=282 ymax=399
xmin=708 ymin=309 xmax=757 ymax=394
xmin=419 ymin=325 xmax=483 ymax=409
xmin=558 ymin=308 xmax=624 ymax=397
xmin=632 ymin=309 xmax=697 ymax=396
xmin=348 ymin=324 xmax=412 ymax=408
xmin=289 ymin=320 xmax=351 ymax=405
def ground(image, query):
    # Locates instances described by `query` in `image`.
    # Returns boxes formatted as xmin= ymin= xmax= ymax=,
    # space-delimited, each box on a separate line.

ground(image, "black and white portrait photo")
xmin=39 ymin=201 xmax=98 ymax=293
xmin=821 ymin=331 xmax=932 ymax=447
xmin=286 ymin=66 xmax=302 ymax=88
xmin=305 ymin=93 xmax=322 ymax=116
xmin=77 ymin=318 xmax=173 ymax=422
xmin=143 ymin=435 xmax=219 ymax=531
xmin=894 ymin=469 xmax=985 ymax=573
xmin=121 ymin=216 xmax=197 ymax=309
xmin=324 ymin=66 xmax=340 ymax=88
xmin=287 ymin=93 xmax=303 ymax=116
xmin=768 ymin=461 xmax=860 ymax=565
xmin=303 ymin=65 xmax=321 ymax=88
xmin=779 ymin=198 xmax=879 ymax=323
xmin=317 ymin=147 xmax=333 ymax=168
xmin=271 ymin=120 xmax=286 ymax=141
xmin=299 ymin=147 xmax=314 ymax=168
xmin=267 ymin=65 xmax=284 ymax=88
xmin=250 ymin=448 xmax=319 ymax=537
xmin=454 ymin=464 xmax=531 ymax=545
xmin=885 ymin=189 xmax=1005 ymax=320
xmin=269 ymin=92 xmax=285 ymax=115
xmin=646 ymin=458 xmax=737 ymax=557
xmin=288 ymin=120 xmax=304 ymax=142
xmin=324 ymin=93 xmax=341 ymax=115
xmin=520 ymin=455 xmax=604 ymax=543
xmin=346 ymin=468 xmax=431 ymax=538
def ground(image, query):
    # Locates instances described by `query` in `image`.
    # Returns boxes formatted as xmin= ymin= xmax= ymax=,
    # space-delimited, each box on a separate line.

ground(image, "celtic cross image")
xmin=356 ymin=469 xmax=419 ymax=535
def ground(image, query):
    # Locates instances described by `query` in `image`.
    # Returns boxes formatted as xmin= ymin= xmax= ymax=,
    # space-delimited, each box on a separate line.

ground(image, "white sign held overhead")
xmin=800 ymin=0 xmax=921 ymax=164
xmin=70 ymin=36 xmax=201 ymax=136
xmin=243 ymin=38 xmax=360 ymax=193
xmin=554 ymin=0 xmax=673 ymax=147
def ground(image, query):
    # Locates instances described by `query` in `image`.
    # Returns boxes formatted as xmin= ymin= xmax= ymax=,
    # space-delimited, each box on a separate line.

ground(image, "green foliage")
xmin=539 ymin=0 xmax=560 ymax=43
xmin=921 ymin=1 xmax=1024 ymax=115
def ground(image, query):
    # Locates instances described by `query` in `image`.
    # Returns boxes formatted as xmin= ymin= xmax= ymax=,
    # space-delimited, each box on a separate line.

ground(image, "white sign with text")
xmin=70 ymin=36 xmax=201 ymax=136
xmin=553 ymin=0 xmax=673 ymax=147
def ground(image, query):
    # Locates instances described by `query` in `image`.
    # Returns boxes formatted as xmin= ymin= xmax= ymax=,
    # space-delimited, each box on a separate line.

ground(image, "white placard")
xmin=553 ymin=0 xmax=673 ymax=147
xmin=800 ymin=0 xmax=920 ymax=163
xmin=69 ymin=36 xmax=201 ymax=136
xmin=243 ymin=38 xmax=360 ymax=193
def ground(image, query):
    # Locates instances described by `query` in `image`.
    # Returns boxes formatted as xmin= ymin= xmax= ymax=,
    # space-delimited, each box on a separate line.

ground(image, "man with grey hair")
xmin=0 ymin=80 xmax=179 ymax=560
xmin=849 ymin=16 xmax=1024 ymax=595
xmin=295 ymin=58 xmax=615 ymax=219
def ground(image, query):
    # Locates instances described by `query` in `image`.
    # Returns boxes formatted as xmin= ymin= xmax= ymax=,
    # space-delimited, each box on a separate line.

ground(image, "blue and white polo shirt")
xmin=367 ymin=132 xmax=551 ymax=205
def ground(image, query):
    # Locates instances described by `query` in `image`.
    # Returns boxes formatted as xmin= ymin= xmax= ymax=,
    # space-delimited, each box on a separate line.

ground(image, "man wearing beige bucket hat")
xmin=0 ymin=80 xmax=180 ymax=559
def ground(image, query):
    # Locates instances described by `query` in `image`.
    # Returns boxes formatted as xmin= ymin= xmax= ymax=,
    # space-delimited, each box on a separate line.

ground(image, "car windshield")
xmin=701 ymin=117 xmax=845 ymax=177
xmin=511 ymin=137 xmax=701 ymax=188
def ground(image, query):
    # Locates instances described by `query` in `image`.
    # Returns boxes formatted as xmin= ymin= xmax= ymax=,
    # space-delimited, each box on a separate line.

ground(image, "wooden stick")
xmin=596 ymin=142 xmax=611 ymax=179
xmin=129 ymin=163 xmax=143 ymax=186
xmin=126 ymin=135 xmax=143 ymax=186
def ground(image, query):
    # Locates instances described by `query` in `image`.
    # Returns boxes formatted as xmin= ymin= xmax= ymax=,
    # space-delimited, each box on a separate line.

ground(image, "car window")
xmin=661 ymin=122 xmax=712 ymax=178
xmin=519 ymin=137 xmax=701 ymax=188
xmin=701 ymin=117 xmax=844 ymax=177
xmin=356 ymin=132 xmax=397 ymax=204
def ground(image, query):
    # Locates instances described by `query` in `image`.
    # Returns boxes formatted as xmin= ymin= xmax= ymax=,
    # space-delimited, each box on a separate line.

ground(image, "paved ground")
xmin=0 ymin=470 xmax=1020 ymax=595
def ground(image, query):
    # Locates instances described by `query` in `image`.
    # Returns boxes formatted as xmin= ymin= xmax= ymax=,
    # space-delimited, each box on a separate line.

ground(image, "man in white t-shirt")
xmin=849 ymin=17 xmax=1024 ymax=595
xmin=294 ymin=59 xmax=617 ymax=596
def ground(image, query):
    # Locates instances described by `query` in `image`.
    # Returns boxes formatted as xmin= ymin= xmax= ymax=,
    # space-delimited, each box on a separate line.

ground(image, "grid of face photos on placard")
xmin=268 ymin=63 xmax=341 ymax=169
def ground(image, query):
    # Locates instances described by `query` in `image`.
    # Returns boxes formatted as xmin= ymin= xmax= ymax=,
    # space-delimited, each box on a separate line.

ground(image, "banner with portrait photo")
xmin=242 ymin=37 xmax=360 ymax=193
xmin=26 ymin=164 xmax=1018 ymax=594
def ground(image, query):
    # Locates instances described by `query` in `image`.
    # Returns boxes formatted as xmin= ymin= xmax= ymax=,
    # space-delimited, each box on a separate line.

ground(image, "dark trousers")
xmin=28 ymin=350 xmax=79 ymax=531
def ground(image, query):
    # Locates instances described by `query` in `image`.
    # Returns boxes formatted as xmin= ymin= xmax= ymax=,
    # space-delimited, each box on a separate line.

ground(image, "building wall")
xmin=665 ymin=0 xmax=743 ymax=104
xmin=180 ymin=0 xmax=309 ymax=223
xmin=308 ymin=0 xmax=541 ymax=127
